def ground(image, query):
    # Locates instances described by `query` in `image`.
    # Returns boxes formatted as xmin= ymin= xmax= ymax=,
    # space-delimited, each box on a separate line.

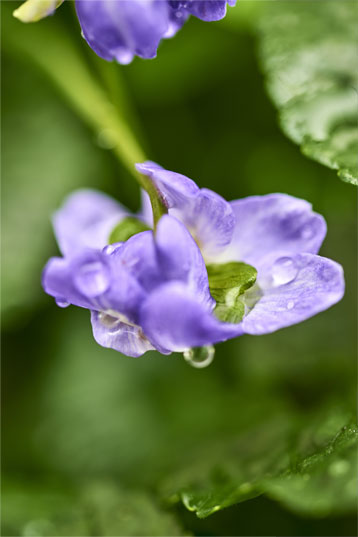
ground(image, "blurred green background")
xmin=2 ymin=2 xmax=357 ymax=536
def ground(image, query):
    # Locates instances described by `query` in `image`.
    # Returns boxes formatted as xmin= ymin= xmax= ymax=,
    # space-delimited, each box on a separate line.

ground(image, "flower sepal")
xmin=207 ymin=262 xmax=257 ymax=323
xmin=108 ymin=217 xmax=150 ymax=244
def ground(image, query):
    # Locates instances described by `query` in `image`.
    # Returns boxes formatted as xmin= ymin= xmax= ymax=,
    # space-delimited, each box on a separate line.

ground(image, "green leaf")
xmin=257 ymin=1 xmax=358 ymax=185
xmin=2 ymin=480 xmax=183 ymax=537
xmin=162 ymin=412 xmax=358 ymax=519
xmin=19 ymin=292 xmax=356 ymax=522
xmin=263 ymin=423 xmax=358 ymax=517
xmin=207 ymin=262 xmax=257 ymax=323
xmin=109 ymin=217 xmax=150 ymax=244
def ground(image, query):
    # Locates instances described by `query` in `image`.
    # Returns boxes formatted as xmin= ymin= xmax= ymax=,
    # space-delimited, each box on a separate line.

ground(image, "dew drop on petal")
xmin=286 ymin=300 xmax=295 ymax=310
xmin=103 ymin=244 xmax=117 ymax=256
xmin=55 ymin=298 xmax=70 ymax=308
xmin=74 ymin=261 xmax=110 ymax=297
xmin=272 ymin=257 xmax=298 ymax=286
xmin=183 ymin=345 xmax=215 ymax=368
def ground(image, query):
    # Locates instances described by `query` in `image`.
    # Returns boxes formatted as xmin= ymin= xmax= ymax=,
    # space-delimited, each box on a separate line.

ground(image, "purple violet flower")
xmin=75 ymin=0 xmax=236 ymax=64
xmin=42 ymin=162 xmax=345 ymax=358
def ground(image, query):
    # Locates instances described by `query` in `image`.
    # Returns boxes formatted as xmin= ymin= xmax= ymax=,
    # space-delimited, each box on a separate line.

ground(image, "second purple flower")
xmin=75 ymin=0 xmax=236 ymax=63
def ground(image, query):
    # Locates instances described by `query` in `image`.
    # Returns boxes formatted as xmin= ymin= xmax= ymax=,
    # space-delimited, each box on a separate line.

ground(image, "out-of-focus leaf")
xmin=35 ymin=310 xmax=283 ymax=483
xmin=263 ymin=422 xmax=358 ymax=517
xmin=109 ymin=217 xmax=150 ymax=244
xmin=29 ymin=306 xmax=357 ymax=521
xmin=126 ymin=19 xmax=248 ymax=106
xmin=257 ymin=1 xmax=358 ymax=185
xmin=1 ymin=58 xmax=112 ymax=323
xmin=2 ymin=480 xmax=183 ymax=537
xmin=162 ymin=411 xmax=358 ymax=519
xmin=162 ymin=413 xmax=293 ymax=517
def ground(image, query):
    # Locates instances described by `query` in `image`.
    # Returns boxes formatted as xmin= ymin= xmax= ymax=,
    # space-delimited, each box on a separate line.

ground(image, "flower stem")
xmin=4 ymin=5 xmax=168 ymax=225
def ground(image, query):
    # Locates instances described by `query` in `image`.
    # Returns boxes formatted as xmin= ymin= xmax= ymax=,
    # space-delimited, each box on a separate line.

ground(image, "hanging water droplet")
xmin=272 ymin=257 xmax=298 ymax=286
xmin=55 ymin=298 xmax=69 ymax=308
xmin=286 ymin=300 xmax=295 ymax=310
xmin=183 ymin=345 xmax=215 ymax=368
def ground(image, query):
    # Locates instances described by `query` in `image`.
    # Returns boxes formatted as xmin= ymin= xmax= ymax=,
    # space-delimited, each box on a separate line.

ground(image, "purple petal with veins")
xmin=43 ymin=163 xmax=345 ymax=357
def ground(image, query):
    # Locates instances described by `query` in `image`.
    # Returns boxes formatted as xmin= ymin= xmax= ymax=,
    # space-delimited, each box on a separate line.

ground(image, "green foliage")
xmin=2 ymin=480 xmax=183 ymax=536
xmin=2 ymin=4 xmax=145 ymax=174
xmin=263 ymin=422 xmax=358 ymax=517
xmin=2 ymin=1 xmax=357 ymax=535
xmin=1 ymin=58 xmax=112 ymax=323
xmin=109 ymin=217 xmax=150 ymax=244
xmin=9 ymin=306 xmax=355 ymax=526
xmin=207 ymin=262 xmax=257 ymax=323
xmin=257 ymin=1 xmax=358 ymax=185
xmin=163 ymin=412 xmax=357 ymax=519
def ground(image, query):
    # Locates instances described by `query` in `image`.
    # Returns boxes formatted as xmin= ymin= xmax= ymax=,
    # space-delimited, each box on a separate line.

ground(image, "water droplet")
xmin=328 ymin=459 xmax=350 ymax=476
xmin=74 ymin=261 xmax=110 ymax=297
xmin=239 ymin=482 xmax=253 ymax=493
xmin=287 ymin=300 xmax=295 ymax=310
xmin=301 ymin=224 xmax=314 ymax=239
xmin=183 ymin=345 xmax=215 ymax=369
xmin=55 ymin=298 xmax=69 ymax=308
xmin=23 ymin=518 xmax=54 ymax=537
xmin=103 ymin=244 xmax=118 ymax=256
xmin=272 ymin=257 xmax=298 ymax=286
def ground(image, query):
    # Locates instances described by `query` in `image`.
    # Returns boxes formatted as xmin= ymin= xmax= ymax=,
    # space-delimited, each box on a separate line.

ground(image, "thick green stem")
xmin=3 ymin=6 xmax=168 ymax=225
